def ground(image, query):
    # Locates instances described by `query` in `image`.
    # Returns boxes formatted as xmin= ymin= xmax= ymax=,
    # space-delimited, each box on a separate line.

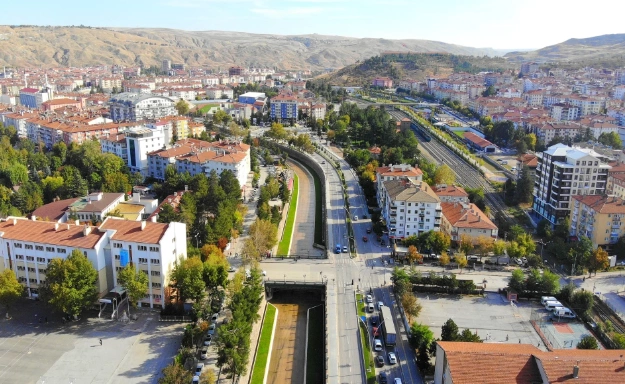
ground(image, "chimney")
xmin=31 ymin=215 xmax=36 ymax=221
xmin=573 ymin=362 xmax=579 ymax=379
xmin=141 ymin=221 xmax=147 ymax=231
xmin=83 ymin=225 xmax=92 ymax=236
xmin=390 ymin=164 xmax=394 ymax=172
xmin=66 ymin=224 xmax=70 ymax=231
xmin=75 ymin=220 xmax=80 ymax=226
xmin=55 ymin=223 xmax=59 ymax=231
xmin=150 ymin=216 xmax=157 ymax=223
xmin=12 ymin=218 xmax=17 ymax=226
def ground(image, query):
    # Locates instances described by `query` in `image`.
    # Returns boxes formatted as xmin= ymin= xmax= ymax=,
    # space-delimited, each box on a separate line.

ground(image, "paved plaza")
xmin=0 ymin=299 xmax=185 ymax=384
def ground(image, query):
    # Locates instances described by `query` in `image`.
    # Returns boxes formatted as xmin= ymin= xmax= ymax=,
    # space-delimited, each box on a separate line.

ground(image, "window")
xmin=26 ymin=256 xmax=34 ymax=262
xmin=38 ymin=268 xmax=46 ymax=274
xmin=37 ymin=257 xmax=46 ymax=263
xmin=57 ymin=248 xmax=67 ymax=254
xmin=115 ymin=255 xmax=120 ymax=260
xmin=13 ymin=242 xmax=22 ymax=248
xmin=138 ymin=258 xmax=148 ymax=264
xmin=138 ymin=245 xmax=147 ymax=251
xmin=35 ymin=245 xmax=43 ymax=251
xmin=25 ymin=244 xmax=33 ymax=250
xmin=149 ymin=246 xmax=160 ymax=252
xmin=29 ymin=278 xmax=37 ymax=284
xmin=152 ymin=282 xmax=162 ymax=288
xmin=114 ymin=243 xmax=123 ymax=248
xmin=28 ymin=267 xmax=35 ymax=272
xmin=17 ymin=266 xmax=25 ymax=271
xmin=46 ymin=246 xmax=54 ymax=252
xmin=151 ymin=259 xmax=160 ymax=264
xmin=151 ymin=271 xmax=161 ymax=276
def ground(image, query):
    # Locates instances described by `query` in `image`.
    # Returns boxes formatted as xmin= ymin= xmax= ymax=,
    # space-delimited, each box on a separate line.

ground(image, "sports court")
xmin=530 ymin=309 xmax=591 ymax=349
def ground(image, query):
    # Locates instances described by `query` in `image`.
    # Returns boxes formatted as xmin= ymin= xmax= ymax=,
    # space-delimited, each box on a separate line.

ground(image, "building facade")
xmin=570 ymin=195 xmax=625 ymax=250
xmin=109 ymin=93 xmax=177 ymax=122
xmin=270 ymin=95 xmax=297 ymax=122
xmin=533 ymin=144 xmax=611 ymax=225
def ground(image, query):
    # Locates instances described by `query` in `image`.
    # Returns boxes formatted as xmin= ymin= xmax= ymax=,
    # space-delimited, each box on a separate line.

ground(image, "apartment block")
xmin=440 ymin=202 xmax=498 ymax=242
xmin=376 ymin=164 xmax=423 ymax=207
xmin=270 ymin=94 xmax=297 ymax=122
xmin=0 ymin=216 xmax=186 ymax=308
xmin=533 ymin=144 xmax=611 ymax=225
xmin=379 ymin=178 xmax=441 ymax=239
xmin=109 ymin=92 xmax=177 ymax=122
xmin=570 ymin=195 xmax=625 ymax=250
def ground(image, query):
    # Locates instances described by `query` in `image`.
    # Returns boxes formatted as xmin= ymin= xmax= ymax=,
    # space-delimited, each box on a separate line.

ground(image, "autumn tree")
xmin=158 ymin=363 xmax=192 ymax=384
xmin=587 ymin=246 xmax=609 ymax=277
xmin=434 ymin=164 xmax=456 ymax=185
xmin=242 ymin=219 xmax=278 ymax=261
xmin=406 ymin=245 xmax=423 ymax=265
xmin=454 ymin=253 xmax=468 ymax=273
xmin=171 ymin=256 xmax=206 ymax=303
xmin=175 ymin=99 xmax=189 ymax=115
xmin=459 ymin=234 xmax=473 ymax=255
xmin=475 ymin=236 xmax=493 ymax=259
xmin=439 ymin=252 xmax=450 ymax=267
xmin=0 ymin=270 xmax=23 ymax=317
xmin=400 ymin=293 xmax=422 ymax=323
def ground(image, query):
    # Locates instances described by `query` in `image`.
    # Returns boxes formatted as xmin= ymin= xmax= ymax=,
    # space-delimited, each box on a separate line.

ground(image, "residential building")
xmin=570 ymin=195 xmax=625 ymax=250
xmin=229 ymin=66 xmax=244 ymax=76
xmin=100 ymin=133 xmax=128 ymax=163
xmin=375 ymin=164 xmax=423 ymax=206
xmin=162 ymin=60 xmax=171 ymax=73
xmin=148 ymin=138 xmax=251 ymax=188
xmin=533 ymin=144 xmax=611 ymax=225
xmin=550 ymin=103 xmax=579 ymax=121
xmin=65 ymin=192 xmax=126 ymax=223
xmin=434 ymin=341 xmax=625 ymax=384
xmin=0 ymin=216 xmax=186 ymax=308
xmin=433 ymin=185 xmax=469 ymax=203
xmin=372 ymin=77 xmax=393 ymax=88
xmin=125 ymin=126 xmax=168 ymax=175
xmin=109 ymin=92 xmax=177 ymax=122
xmin=19 ymin=87 xmax=51 ymax=109
xmin=270 ymin=94 xmax=297 ymax=122
xmin=379 ymin=178 xmax=441 ymax=239
xmin=440 ymin=202 xmax=498 ymax=242
xmin=520 ymin=62 xmax=540 ymax=75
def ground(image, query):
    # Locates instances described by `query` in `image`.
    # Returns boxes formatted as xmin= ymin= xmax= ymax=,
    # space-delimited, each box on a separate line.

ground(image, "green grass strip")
xmin=296 ymin=160 xmax=323 ymax=245
xmin=277 ymin=174 xmax=299 ymax=256
xmin=250 ymin=304 xmax=277 ymax=384
xmin=359 ymin=321 xmax=377 ymax=384
xmin=306 ymin=306 xmax=324 ymax=384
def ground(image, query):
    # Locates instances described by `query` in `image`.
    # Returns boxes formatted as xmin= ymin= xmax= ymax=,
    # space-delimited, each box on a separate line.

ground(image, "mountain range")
xmin=0 ymin=25 xmax=501 ymax=70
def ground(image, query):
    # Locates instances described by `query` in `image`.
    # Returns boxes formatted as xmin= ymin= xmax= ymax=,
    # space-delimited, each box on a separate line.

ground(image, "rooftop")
xmin=441 ymin=202 xmax=497 ymax=230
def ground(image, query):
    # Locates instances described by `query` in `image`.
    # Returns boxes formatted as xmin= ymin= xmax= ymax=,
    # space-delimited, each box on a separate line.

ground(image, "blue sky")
xmin=2 ymin=0 xmax=623 ymax=49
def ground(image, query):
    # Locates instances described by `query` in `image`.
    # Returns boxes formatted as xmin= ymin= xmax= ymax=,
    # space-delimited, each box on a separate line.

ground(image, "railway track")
xmin=593 ymin=300 xmax=625 ymax=335
xmin=386 ymin=108 xmax=512 ymax=221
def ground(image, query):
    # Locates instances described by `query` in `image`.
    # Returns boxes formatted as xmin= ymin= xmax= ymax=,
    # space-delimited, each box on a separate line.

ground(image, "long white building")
xmin=109 ymin=92 xmax=177 ymax=122
xmin=0 ymin=216 xmax=186 ymax=309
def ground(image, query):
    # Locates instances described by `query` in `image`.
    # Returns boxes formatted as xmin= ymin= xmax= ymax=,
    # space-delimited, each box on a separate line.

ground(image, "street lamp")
xmin=303 ymin=274 xmax=306 ymax=282
xmin=320 ymin=271 xmax=323 ymax=281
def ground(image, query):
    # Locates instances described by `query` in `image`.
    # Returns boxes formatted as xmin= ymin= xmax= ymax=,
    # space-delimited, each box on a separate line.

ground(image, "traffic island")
xmin=277 ymin=174 xmax=299 ymax=256
xmin=356 ymin=293 xmax=376 ymax=384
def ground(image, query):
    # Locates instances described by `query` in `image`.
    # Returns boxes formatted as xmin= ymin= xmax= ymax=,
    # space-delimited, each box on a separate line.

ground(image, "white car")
xmin=366 ymin=295 xmax=373 ymax=303
xmin=192 ymin=375 xmax=200 ymax=384
xmin=388 ymin=352 xmax=397 ymax=364
xmin=200 ymin=347 xmax=208 ymax=360
xmin=208 ymin=323 xmax=216 ymax=335
xmin=195 ymin=363 xmax=204 ymax=374
xmin=377 ymin=301 xmax=384 ymax=310
xmin=262 ymin=270 xmax=267 ymax=276
xmin=394 ymin=379 xmax=402 ymax=384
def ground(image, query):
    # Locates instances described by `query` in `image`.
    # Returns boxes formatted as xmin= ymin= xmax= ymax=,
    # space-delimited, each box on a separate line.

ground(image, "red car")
xmin=362 ymin=236 xmax=368 ymax=242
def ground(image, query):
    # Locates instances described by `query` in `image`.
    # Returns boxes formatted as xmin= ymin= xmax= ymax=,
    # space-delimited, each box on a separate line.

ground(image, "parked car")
xmin=335 ymin=244 xmax=341 ymax=254
xmin=379 ymin=372 xmax=388 ymax=384
xmin=388 ymin=352 xmax=397 ymax=364
xmin=366 ymin=295 xmax=373 ymax=303
xmin=377 ymin=301 xmax=384 ymax=310
xmin=192 ymin=375 xmax=200 ymax=384
xmin=203 ymin=337 xmax=212 ymax=347
xmin=342 ymin=245 xmax=348 ymax=253
xmin=200 ymin=347 xmax=208 ymax=360
xmin=211 ymin=313 xmax=218 ymax=321
xmin=393 ymin=378 xmax=402 ymax=384
xmin=195 ymin=363 xmax=204 ymax=374
xmin=208 ymin=323 xmax=216 ymax=335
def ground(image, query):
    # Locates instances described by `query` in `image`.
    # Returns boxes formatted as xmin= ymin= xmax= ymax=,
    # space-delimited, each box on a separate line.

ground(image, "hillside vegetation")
xmin=505 ymin=33 xmax=625 ymax=68
xmin=0 ymin=25 xmax=500 ymax=70
xmin=318 ymin=52 xmax=516 ymax=86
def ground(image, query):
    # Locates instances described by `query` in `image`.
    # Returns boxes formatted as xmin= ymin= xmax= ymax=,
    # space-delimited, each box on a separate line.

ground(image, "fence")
xmin=159 ymin=315 xmax=194 ymax=322
xmin=530 ymin=309 xmax=580 ymax=350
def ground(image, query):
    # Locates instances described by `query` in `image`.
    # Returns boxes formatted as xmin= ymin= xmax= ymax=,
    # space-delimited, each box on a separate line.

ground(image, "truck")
xmin=379 ymin=306 xmax=396 ymax=347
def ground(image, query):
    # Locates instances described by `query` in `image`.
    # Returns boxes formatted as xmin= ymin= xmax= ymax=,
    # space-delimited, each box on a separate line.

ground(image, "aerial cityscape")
xmin=2 ymin=2 xmax=625 ymax=384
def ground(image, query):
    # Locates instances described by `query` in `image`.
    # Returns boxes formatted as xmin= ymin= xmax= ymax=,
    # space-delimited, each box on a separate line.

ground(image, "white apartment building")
xmin=376 ymin=164 xmax=423 ymax=207
xmin=109 ymin=92 xmax=177 ymax=122
xmin=379 ymin=178 xmax=441 ymax=239
xmin=551 ymin=103 xmax=580 ymax=121
xmin=101 ymin=125 xmax=169 ymax=176
xmin=567 ymin=95 xmax=604 ymax=116
xmin=533 ymin=143 xmax=611 ymax=225
xmin=0 ymin=216 xmax=186 ymax=308
xmin=613 ymin=85 xmax=625 ymax=101
xmin=148 ymin=138 xmax=251 ymax=188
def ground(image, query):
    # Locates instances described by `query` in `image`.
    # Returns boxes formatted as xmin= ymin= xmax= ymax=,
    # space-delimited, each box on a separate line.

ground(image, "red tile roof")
xmin=441 ymin=202 xmax=497 ymax=230
xmin=31 ymin=198 xmax=80 ymax=222
xmin=433 ymin=184 xmax=468 ymax=198
xmin=463 ymin=132 xmax=495 ymax=149
xmin=0 ymin=217 xmax=104 ymax=248
xmin=99 ymin=217 xmax=169 ymax=244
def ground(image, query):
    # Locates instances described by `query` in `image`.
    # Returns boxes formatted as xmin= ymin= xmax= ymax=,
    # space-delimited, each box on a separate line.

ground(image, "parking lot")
xmin=0 ymin=299 xmax=184 ymax=384
xmin=415 ymin=292 xmax=546 ymax=347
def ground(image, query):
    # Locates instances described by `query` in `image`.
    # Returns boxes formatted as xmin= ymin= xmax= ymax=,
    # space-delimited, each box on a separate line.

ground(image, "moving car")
xmin=377 ymin=301 xmax=384 ymax=310
xmin=200 ymin=347 xmax=208 ymax=360
xmin=342 ymin=245 xmax=348 ymax=253
xmin=335 ymin=244 xmax=341 ymax=254
xmin=367 ymin=227 xmax=372 ymax=234
xmin=375 ymin=355 xmax=385 ymax=367
xmin=374 ymin=338 xmax=383 ymax=351
xmin=388 ymin=352 xmax=397 ymax=364
xmin=366 ymin=294 xmax=373 ymax=303
xmin=195 ymin=363 xmax=204 ymax=374
xmin=363 ymin=236 xmax=368 ymax=242
xmin=379 ymin=372 xmax=388 ymax=384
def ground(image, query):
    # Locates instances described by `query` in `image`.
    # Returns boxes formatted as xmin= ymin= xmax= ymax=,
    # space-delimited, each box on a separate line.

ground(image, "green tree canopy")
xmin=40 ymin=249 xmax=98 ymax=317
xmin=117 ymin=264 xmax=149 ymax=314
xmin=0 ymin=269 xmax=23 ymax=314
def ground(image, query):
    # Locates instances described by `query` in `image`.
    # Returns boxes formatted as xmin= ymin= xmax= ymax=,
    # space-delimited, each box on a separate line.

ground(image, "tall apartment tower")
xmin=162 ymin=60 xmax=171 ymax=73
xmin=533 ymin=143 xmax=611 ymax=225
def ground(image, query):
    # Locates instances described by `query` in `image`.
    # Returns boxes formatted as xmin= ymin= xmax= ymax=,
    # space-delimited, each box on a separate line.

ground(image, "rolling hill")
xmin=505 ymin=34 xmax=625 ymax=67
xmin=0 ymin=25 xmax=502 ymax=70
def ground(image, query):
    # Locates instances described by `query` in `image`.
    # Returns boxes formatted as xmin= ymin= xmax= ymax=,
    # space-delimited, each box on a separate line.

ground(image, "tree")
xmin=508 ymin=268 xmax=525 ymax=294
xmin=117 ymin=264 xmax=149 ymax=315
xmin=587 ymin=246 xmax=609 ymax=277
xmin=571 ymin=290 xmax=593 ymax=317
xmin=434 ymin=164 xmax=456 ymax=185
xmin=266 ymin=122 xmax=289 ymax=141
xmin=537 ymin=219 xmax=552 ymax=238
xmin=459 ymin=329 xmax=482 ymax=342
xmin=459 ymin=234 xmax=473 ymax=255
xmin=441 ymin=318 xmax=460 ymax=341
xmin=200 ymin=369 xmax=217 ymax=384
xmin=482 ymin=85 xmax=496 ymax=97
xmin=400 ymin=293 xmax=422 ymax=323
xmin=409 ymin=322 xmax=434 ymax=350
xmin=431 ymin=232 xmax=451 ymax=254
xmin=406 ymin=245 xmax=423 ymax=265
xmin=492 ymin=240 xmax=507 ymax=256
xmin=158 ymin=363 xmax=192 ymax=384
xmin=242 ymin=219 xmax=278 ymax=260
xmin=515 ymin=165 xmax=533 ymax=204
xmin=40 ymin=249 xmax=98 ymax=317
xmin=171 ymin=257 xmax=206 ymax=303
xmin=474 ymin=236 xmax=493 ymax=259
xmin=439 ymin=252 xmax=450 ymax=267
xmin=455 ymin=253 xmax=468 ymax=273
xmin=576 ymin=335 xmax=599 ymax=350
xmin=0 ymin=270 xmax=23 ymax=316
xmin=175 ymin=100 xmax=190 ymax=115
